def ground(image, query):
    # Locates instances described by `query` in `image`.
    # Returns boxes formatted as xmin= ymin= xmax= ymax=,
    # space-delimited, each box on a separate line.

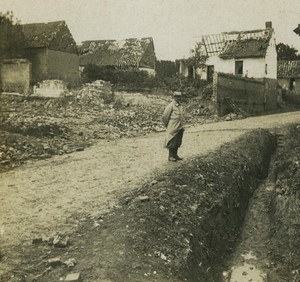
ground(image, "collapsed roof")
xmin=79 ymin=37 xmax=156 ymax=68
xmin=197 ymin=28 xmax=274 ymax=59
xmin=277 ymin=60 xmax=300 ymax=78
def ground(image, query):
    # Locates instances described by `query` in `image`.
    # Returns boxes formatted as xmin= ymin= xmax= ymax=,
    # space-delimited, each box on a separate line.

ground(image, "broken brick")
xmin=65 ymin=272 xmax=81 ymax=281
xmin=47 ymin=257 xmax=62 ymax=267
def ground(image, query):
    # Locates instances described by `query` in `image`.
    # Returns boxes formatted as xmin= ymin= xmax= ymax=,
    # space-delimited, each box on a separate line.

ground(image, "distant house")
xmin=79 ymin=37 xmax=156 ymax=75
xmin=180 ymin=22 xmax=277 ymax=80
xmin=278 ymin=60 xmax=300 ymax=93
xmin=22 ymin=21 xmax=79 ymax=85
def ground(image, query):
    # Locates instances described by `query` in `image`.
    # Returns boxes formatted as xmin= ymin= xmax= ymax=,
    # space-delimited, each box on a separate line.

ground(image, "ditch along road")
xmin=0 ymin=111 xmax=300 ymax=275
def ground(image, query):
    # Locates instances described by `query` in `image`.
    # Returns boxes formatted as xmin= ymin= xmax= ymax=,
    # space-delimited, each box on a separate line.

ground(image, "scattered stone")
xmin=160 ymin=253 xmax=167 ymax=260
xmin=65 ymin=272 xmax=81 ymax=282
xmin=42 ymin=235 xmax=54 ymax=245
xmin=276 ymin=188 xmax=285 ymax=195
xmin=135 ymin=195 xmax=150 ymax=203
xmin=47 ymin=257 xmax=62 ymax=267
xmin=190 ymin=204 xmax=198 ymax=213
xmin=32 ymin=237 xmax=43 ymax=244
xmin=53 ymin=235 xmax=70 ymax=248
xmin=63 ymin=258 xmax=77 ymax=268
xmin=222 ymin=271 xmax=229 ymax=278
xmin=159 ymin=205 xmax=166 ymax=212
xmin=132 ymin=262 xmax=142 ymax=269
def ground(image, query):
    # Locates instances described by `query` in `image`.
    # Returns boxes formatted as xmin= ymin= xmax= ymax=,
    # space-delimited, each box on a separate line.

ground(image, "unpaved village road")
xmin=0 ymin=111 xmax=299 ymax=274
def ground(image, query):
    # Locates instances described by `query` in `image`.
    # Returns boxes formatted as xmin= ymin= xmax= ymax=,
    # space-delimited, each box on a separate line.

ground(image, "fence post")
xmin=211 ymin=71 xmax=219 ymax=115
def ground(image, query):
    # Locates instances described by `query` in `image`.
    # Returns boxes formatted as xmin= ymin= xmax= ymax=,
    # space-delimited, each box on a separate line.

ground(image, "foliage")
xmin=81 ymin=65 xmax=150 ymax=85
xmin=191 ymin=41 xmax=208 ymax=67
xmin=0 ymin=11 xmax=24 ymax=61
xmin=276 ymin=43 xmax=300 ymax=61
xmin=155 ymin=60 xmax=179 ymax=78
xmin=202 ymin=84 xmax=213 ymax=99
xmin=81 ymin=64 xmax=210 ymax=98
xmin=0 ymin=11 xmax=20 ymax=25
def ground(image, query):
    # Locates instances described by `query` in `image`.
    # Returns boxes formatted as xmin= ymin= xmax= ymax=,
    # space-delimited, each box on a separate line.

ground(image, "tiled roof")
xmin=277 ymin=60 xmax=300 ymax=78
xmin=198 ymin=28 xmax=273 ymax=59
xmin=22 ymin=21 xmax=78 ymax=54
xmin=79 ymin=37 xmax=154 ymax=67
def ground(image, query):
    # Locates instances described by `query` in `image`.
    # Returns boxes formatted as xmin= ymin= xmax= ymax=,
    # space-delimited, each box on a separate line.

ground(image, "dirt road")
xmin=0 ymin=111 xmax=299 ymax=275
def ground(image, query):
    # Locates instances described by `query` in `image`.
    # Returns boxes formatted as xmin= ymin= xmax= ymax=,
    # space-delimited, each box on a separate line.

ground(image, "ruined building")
xmin=79 ymin=37 xmax=157 ymax=76
xmin=180 ymin=22 xmax=277 ymax=81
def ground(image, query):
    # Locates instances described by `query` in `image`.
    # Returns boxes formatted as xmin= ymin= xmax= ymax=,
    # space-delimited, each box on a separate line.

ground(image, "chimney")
xmin=265 ymin=21 xmax=272 ymax=29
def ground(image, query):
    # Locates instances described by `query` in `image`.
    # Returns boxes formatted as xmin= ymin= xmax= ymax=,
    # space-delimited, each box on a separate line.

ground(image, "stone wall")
xmin=47 ymin=50 xmax=80 ymax=86
xmin=24 ymin=48 xmax=79 ymax=86
xmin=215 ymin=72 xmax=279 ymax=116
xmin=23 ymin=48 xmax=48 ymax=84
xmin=0 ymin=59 xmax=31 ymax=94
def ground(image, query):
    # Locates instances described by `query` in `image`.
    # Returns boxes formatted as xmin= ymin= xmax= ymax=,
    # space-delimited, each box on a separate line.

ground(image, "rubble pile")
xmin=0 ymin=81 xmax=219 ymax=171
xmin=34 ymin=80 xmax=68 ymax=98
xmin=0 ymin=82 xmax=164 ymax=170
xmin=223 ymin=112 xmax=246 ymax=121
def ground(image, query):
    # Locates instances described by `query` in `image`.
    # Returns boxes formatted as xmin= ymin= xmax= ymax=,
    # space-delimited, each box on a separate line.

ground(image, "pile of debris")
xmin=34 ymin=80 xmax=68 ymax=98
xmin=223 ymin=112 xmax=246 ymax=121
xmin=0 ymin=80 xmax=220 ymax=171
xmin=0 ymin=81 xmax=165 ymax=170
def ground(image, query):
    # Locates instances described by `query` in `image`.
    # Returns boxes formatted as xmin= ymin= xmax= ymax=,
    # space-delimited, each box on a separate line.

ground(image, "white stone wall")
xmin=179 ymin=61 xmax=189 ymax=77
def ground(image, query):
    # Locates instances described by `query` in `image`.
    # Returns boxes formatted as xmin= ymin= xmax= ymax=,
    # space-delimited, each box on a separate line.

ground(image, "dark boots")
xmin=174 ymin=148 xmax=183 ymax=160
xmin=168 ymin=148 xmax=183 ymax=162
xmin=168 ymin=148 xmax=177 ymax=162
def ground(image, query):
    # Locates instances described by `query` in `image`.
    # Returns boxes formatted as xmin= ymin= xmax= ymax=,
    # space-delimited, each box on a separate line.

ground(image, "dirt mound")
xmin=266 ymin=125 xmax=300 ymax=281
xmin=1 ymin=130 xmax=276 ymax=282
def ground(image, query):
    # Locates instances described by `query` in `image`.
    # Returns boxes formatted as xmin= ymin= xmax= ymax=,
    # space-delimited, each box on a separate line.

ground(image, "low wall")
xmin=215 ymin=72 xmax=279 ymax=116
xmin=0 ymin=59 xmax=31 ymax=94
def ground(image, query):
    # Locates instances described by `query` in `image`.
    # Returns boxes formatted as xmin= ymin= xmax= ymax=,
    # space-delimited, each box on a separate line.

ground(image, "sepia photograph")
xmin=0 ymin=0 xmax=300 ymax=281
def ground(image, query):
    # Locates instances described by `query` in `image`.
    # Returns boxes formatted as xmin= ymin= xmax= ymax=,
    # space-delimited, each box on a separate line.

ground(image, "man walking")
xmin=162 ymin=91 xmax=185 ymax=162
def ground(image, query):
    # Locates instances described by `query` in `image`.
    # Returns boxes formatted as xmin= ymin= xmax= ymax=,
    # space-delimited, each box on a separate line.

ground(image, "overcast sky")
xmin=2 ymin=0 xmax=300 ymax=60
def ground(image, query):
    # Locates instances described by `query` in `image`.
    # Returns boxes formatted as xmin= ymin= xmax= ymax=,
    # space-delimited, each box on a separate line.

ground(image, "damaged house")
xmin=180 ymin=22 xmax=277 ymax=80
xmin=277 ymin=60 xmax=300 ymax=93
xmin=22 ymin=20 xmax=79 ymax=85
xmin=283 ymin=24 xmax=300 ymax=93
xmin=79 ymin=37 xmax=156 ymax=75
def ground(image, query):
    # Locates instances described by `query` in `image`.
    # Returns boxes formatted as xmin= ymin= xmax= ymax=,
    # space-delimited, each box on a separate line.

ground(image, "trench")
xmin=190 ymin=130 xmax=288 ymax=282
xmin=6 ymin=128 xmax=296 ymax=282
xmin=220 ymin=175 xmax=275 ymax=282
xmin=220 ymin=127 xmax=300 ymax=282
xmin=183 ymin=130 xmax=280 ymax=282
